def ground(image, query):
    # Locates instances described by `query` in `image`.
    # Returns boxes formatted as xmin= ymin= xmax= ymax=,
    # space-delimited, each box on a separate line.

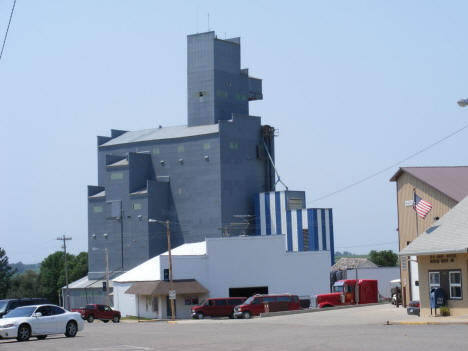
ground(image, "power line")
xmin=334 ymin=241 xmax=397 ymax=250
xmin=0 ymin=0 xmax=17 ymax=63
xmin=311 ymin=122 xmax=468 ymax=203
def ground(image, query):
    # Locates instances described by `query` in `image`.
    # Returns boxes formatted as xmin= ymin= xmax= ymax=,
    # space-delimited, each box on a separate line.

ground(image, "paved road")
xmin=1 ymin=304 xmax=467 ymax=350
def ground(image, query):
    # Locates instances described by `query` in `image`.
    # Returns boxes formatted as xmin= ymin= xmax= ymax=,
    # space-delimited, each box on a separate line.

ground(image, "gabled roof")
xmin=332 ymin=257 xmax=378 ymax=271
xmin=390 ymin=166 xmax=468 ymax=202
xmin=400 ymin=195 xmax=468 ymax=256
xmin=100 ymin=124 xmax=219 ymax=147
xmin=112 ymin=241 xmax=206 ymax=283
xmin=125 ymin=279 xmax=208 ymax=296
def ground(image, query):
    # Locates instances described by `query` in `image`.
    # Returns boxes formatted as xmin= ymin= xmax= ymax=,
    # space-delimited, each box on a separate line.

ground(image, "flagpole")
xmin=413 ymin=188 xmax=419 ymax=236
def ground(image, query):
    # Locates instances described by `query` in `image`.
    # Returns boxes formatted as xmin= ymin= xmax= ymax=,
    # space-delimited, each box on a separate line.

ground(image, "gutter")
xmin=398 ymin=247 xmax=468 ymax=256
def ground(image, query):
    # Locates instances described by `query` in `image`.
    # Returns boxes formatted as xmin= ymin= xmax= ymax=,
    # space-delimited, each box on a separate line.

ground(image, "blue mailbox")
xmin=430 ymin=288 xmax=446 ymax=315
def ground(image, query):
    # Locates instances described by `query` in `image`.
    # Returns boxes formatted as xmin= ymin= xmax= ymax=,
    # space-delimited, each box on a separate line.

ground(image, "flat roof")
xmin=100 ymin=124 xmax=219 ymax=147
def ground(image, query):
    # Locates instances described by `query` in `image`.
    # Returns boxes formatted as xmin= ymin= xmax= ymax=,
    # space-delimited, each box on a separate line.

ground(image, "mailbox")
xmin=430 ymin=288 xmax=446 ymax=315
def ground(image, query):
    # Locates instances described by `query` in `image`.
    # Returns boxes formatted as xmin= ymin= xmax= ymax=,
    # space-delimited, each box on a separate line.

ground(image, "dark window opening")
xmin=229 ymin=286 xmax=268 ymax=298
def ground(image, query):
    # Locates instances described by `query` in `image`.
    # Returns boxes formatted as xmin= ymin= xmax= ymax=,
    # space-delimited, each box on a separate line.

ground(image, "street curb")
xmin=259 ymin=302 xmax=384 ymax=318
xmin=386 ymin=320 xmax=468 ymax=325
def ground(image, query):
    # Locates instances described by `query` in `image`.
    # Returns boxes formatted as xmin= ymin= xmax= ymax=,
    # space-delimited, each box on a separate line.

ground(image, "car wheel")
xmin=112 ymin=316 xmax=120 ymax=323
xmin=196 ymin=312 xmax=204 ymax=319
xmin=37 ymin=335 xmax=47 ymax=340
xmin=103 ymin=320 xmax=109 ymax=323
xmin=229 ymin=313 xmax=234 ymax=319
xmin=87 ymin=314 xmax=94 ymax=323
xmin=65 ymin=321 xmax=78 ymax=337
xmin=16 ymin=324 xmax=31 ymax=342
xmin=242 ymin=311 xmax=251 ymax=319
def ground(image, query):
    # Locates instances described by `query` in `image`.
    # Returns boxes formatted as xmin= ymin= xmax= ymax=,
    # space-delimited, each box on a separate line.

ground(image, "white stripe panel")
xmin=291 ymin=210 xmax=298 ymax=252
xmin=317 ymin=209 xmax=323 ymax=251
xmin=260 ymin=194 xmax=266 ymax=235
xmin=325 ymin=209 xmax=330 ymax=251
xmin=270 ymin=192 xmax=277 ymax=234
xmin=302 ymin=209 xmax=308 ymax=230
xmin=280 ymin=192 xmax=287 ymax=235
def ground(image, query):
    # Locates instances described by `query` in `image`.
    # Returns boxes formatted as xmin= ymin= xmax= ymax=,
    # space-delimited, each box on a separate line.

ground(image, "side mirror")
xmin=33 ymin=312 xmax=42 ymax=318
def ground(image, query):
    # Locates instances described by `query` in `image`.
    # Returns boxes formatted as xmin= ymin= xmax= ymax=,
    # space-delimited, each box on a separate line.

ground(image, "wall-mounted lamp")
xmin=103 ymin=233 xmax=108 ymax=239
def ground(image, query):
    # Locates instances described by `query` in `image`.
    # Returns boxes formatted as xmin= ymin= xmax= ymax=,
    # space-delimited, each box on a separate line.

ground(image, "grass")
xmin=121 ymin=315 xmax=155 ymax=321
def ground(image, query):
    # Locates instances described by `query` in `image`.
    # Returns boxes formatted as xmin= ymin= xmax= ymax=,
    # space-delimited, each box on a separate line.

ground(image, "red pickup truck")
xmin=72 ymin=304 xmax=121 ymax=323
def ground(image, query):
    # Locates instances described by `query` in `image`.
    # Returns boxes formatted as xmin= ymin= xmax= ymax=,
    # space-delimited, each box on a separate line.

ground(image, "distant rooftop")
xmin=390 ymin=166 xmax=468 ymax=202
xmin=332 ymin=257 xmax=378 ymax=271
xmin=100 ymin=124 xmax=219 ymax=147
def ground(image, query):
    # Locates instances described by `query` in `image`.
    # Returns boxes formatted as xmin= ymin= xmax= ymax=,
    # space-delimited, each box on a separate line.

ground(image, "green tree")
xmin=368 ymin=250 xmax=398 ymax=267
xmin=0 ymin=248 xmax=15 ymax=298
xmin=7 ymin=270 xmax=39 ymax=298
xmin=38 ymin=251 xmax=88 ymax=304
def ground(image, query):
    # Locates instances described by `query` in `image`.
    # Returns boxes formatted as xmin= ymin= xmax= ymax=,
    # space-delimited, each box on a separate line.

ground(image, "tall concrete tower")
xmin=187 ymin=31 xmax=263 ymax=127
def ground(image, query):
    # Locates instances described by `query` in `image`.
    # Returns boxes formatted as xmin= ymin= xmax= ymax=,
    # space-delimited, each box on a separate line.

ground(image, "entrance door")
xmin=166 ymin=296 xmax=176 ymax=318
xmin=410 ymin=256 xmax=420 ymax=301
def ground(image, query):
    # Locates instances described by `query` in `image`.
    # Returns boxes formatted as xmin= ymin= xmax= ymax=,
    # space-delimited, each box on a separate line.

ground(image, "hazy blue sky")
xmin=1 ymin=1 xmax=468 ymax=263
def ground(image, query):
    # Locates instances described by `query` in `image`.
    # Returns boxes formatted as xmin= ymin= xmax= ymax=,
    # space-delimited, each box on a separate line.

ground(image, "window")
xmin=191 ymin=297 xmax=199 ymax=305
xmin=449 ymin=271 xmax=462 ymax=299
xmin=133 ymin=203 xmax=142 ymax=210
xmin=288 ymin=198 xmax=304 ymax=210
xmin=401 ymin=257 xmax=407 ymax=270
xmin=51 ymin=306 xmax=65 ymax=315
xmin=229 ymin=142 xmax=238 ymax=150
xmin=177 ymin=145 xmax=184 ymax=153
xmin=203 ymin=142 xmax=211 ymax=150
xmin=277 ymin=296 xmax=291 ymax=302
xmin=263 ymin=296 xmax=276 ymax=303
xmin=153 ymin=147 xmax=160 ymax=155
xmin=93 ymin=206 xmax=103 ymax=213
xmin=110 ymin=172 xmax=124 ymax=180
xmin=215 ymin=300 xmax=227 ymax=306
xmin=429 ymin=271 xmax=440 ymax=291
xmin=146 ymin=296 xmax=151 ymax=310
xmin=302 ymin=229 xmax=309 ymax=251
xmin=252 ymin=298 xmax=261 ymax=305
xmin=153 ymin=297 xmax=158 ymax=312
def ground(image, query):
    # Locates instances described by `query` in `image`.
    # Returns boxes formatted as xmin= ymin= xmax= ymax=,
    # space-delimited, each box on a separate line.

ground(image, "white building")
xmin=112 ymin=235 xmax=330 ymax=319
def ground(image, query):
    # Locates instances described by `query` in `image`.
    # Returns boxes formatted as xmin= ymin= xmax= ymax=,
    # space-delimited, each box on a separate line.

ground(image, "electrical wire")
xmin=0 ymin=0 xmax=17 ymax=63
xmin=311 ymin=122 xmax=468 ymax=203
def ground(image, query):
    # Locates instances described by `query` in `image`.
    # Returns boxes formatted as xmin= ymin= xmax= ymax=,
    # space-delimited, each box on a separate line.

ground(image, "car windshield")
xmin=332 ymin=285 xmax=344 ymax=293
xmin=0 ymin=301 xmax=8 ymax=313
xmin=243 ymin=296 xmax=255 ymax=305
xmin=3 ymin=306 xmax=36 ymax=318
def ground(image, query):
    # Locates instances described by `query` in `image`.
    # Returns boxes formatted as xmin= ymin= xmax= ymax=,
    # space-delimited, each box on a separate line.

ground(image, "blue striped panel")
xmin=265 ymin=193 xmax=271 ymax=235
xmin=275 ymin=192 xmax=281 ymax=235
xmin=310 ymin=209 xmax=319 ymax=250
xmin=254 ymin=194 xmax=261 ymax=236
xmin=321 ymin=209 xmax=327 ymax=250
xmin=297 ymin=209 xmax=304 ymax=251
xmin=329 ymin=209 xmax=335 ymax=265
xmin=286 ymin=210 xmax=292 ymax=251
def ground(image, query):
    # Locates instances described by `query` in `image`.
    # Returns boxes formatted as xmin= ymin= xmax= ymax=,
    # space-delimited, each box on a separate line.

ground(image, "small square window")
xmin=110 ymin=172 xmax=124 ymax=180
xmin=93 ymin=206 xmax=103 ymax=213
xmin=177 ymin=145 xmax=184 ymax=153
xmin=203 ymin=142 xmax=211 ymax=150
xmin=133 ymin=203 xmax=142 ymax=210
xmin=153 ymin=147 xmax=160 ymax=155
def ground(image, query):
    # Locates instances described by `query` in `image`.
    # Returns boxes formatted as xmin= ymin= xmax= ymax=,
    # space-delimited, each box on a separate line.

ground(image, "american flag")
xmin=413 ymin=193 xmax=432 ymax=219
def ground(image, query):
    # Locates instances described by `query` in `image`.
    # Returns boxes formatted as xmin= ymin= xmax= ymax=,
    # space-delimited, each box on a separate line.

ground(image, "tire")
xmin=196 ymin=312 xmax=204 ymax=320
xmin=37 ymin=335 xmax=47 ymax=340
xmin=112 ymin=315 xmax=120 ymax=323
xmin=229 ymin=313 xmax=234 ymax=319
xmin=16 ymin=324 xmax=31 ymax=342
xmin=65 ymin=321 xmax=78 ymax=337
xmin=242 ymin=311 xmax=251 ymax=319
xmin=87 ymin=314 xmax=94 ymax=323
xmin=103 ymin=320 xmax=109 ymax=323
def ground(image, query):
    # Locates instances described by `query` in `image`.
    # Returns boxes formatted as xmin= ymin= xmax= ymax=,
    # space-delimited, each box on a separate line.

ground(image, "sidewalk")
xmin=387 ymin=313 xmax=468 ymax=325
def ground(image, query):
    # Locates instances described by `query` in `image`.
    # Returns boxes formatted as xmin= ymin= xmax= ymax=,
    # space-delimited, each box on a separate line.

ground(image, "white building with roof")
xmin=112 ymin=235 xmax=330 ymax=319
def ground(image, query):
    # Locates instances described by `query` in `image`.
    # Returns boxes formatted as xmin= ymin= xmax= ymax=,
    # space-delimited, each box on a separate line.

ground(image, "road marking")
xmin=86 ymin=346 xmax=153 ymax=351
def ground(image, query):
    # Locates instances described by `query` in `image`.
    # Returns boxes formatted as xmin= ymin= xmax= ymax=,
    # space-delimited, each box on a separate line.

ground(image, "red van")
xmin=191 ymin=297 xmax=246 ymax=319
xmin=233 ymin=294 xmax=300 ymax=319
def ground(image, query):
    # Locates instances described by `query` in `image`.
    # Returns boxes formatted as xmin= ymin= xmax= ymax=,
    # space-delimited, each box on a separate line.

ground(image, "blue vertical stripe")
xmin=265 ymin=194 xmax=271 ymax=235
xmin=254 ymin=194 xmax=261 ymax=236
xmin=321 ymin=209 xmax=327 ymax=250
xmin=286 ymin=210 xmax=292 ymax=251
xmin=329 ymin=209 xmax=335 ymax=265
xmin=312 ymin=210 xmax=319 ymax=250
xmin=275 ymin=192 xmax=281 ymax=235
xmin=297 ymin=210 xmax=304 ymax=251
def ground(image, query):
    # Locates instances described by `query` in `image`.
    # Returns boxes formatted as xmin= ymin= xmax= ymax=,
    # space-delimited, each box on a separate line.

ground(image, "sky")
xmin=1 ymin=1 xmax=468 ymax=264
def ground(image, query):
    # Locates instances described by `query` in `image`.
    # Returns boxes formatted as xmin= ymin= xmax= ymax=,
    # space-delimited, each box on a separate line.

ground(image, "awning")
xmin=125 ymin=279 xmax=208 ymax=296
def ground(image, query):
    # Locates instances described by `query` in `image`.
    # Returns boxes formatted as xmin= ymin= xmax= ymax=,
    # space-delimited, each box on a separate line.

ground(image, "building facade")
xmin=390 ymin=166 xmax=468 ymax=306
xmin=87 ymin=32 xmax=274 ymax=280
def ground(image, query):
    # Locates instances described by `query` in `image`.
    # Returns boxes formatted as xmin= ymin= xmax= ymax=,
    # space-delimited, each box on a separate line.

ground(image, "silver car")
xmin=0 ymin=304 xmax=84 ymax=342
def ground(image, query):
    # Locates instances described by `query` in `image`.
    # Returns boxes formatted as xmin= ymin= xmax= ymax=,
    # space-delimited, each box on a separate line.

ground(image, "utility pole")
xmin=57 ymin=235 xmax=72 ymax=310
xmin=105 ymin=248 xmax=110 ymax=306
xmin=166 ymin=219 xmax=175 ymax=321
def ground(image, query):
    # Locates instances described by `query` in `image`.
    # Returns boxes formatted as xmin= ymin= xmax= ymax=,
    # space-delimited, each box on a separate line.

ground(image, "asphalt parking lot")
xmin=1 ymin=304 xmax=467 ymax=351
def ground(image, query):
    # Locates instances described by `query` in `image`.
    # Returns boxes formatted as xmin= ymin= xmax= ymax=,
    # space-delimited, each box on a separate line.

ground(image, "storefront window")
xmin=449 ymin=271 xmax=462 ymax=299
xmin=429 ymin=271 xmax=440 ymax=290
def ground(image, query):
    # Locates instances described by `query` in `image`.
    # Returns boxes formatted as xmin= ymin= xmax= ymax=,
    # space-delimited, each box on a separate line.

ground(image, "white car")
xmin=0 ymin=304 xmax=84 ymax=342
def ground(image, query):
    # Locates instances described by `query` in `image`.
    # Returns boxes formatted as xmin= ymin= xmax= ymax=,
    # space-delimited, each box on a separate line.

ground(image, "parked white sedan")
xmin=0 ymin=304 xmax=84 ymax=342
